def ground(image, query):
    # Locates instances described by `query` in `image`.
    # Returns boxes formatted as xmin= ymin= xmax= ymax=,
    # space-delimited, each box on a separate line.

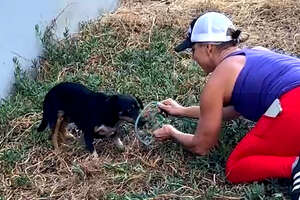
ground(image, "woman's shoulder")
xmin=214 ymin=53 xmax=246 ymax=77
xmin=207 ymin=56 xmax=243 ymax=90
xmin=207 ymin=53 xmax=246 ymax=102
xmin=251 ymin=46 xmax=271 ymax=51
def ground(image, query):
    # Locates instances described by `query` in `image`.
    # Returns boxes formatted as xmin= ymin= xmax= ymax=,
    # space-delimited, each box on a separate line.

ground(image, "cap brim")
xmin=174 ymin=39 xmax=193 ymax=52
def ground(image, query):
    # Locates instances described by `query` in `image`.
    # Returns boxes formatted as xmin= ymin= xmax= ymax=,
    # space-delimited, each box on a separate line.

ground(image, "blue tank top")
xmin=228 ymin=48 xmax=300 ymax=121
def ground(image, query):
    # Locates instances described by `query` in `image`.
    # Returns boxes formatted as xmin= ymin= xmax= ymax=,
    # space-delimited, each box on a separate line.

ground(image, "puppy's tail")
xmin=37 ymin=114 xmax=48 ymax=132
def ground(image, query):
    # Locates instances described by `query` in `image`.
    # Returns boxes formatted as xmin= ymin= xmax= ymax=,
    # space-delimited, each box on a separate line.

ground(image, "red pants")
xmin=226 ymin=87 xmax=300 ymax=183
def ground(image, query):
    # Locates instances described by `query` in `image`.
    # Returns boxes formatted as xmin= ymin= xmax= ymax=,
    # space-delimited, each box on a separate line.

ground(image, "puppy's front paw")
xmin=117 ymin=145 xmax=125 ymax=152
xmin=78 ymin=134 xmax=86 ymax=146
xmin=65 ymin=132 xmax=76 ymax=140
xmin=92 ymin=150 xmax=98 ymax=159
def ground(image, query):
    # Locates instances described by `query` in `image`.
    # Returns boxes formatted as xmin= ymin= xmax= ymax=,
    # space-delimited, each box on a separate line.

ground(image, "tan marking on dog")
xmin=60 ymin=120 xmax=75 ymax=142
xmin=92 ymin=150 xmax=98 ymax=159
xmin=52 ymin=111 xmax=64 ymax=151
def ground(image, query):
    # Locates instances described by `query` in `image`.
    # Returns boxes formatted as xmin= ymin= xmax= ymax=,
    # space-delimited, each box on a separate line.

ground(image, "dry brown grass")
xmin=100 ymin=0 xmax=300 ymax=53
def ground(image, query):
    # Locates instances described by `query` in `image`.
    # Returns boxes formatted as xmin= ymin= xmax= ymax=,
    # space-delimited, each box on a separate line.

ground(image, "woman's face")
xmin=192 ymin=43 xmax=215 ymax=74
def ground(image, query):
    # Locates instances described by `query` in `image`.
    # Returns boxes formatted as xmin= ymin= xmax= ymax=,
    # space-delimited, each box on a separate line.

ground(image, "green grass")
xmin=0 ymin=148 xmax=26 ymax=172
xmin=0 ymin=14 xmax=291 ymax=200
xmin=12 ymin=175 xmax=31 ymax=188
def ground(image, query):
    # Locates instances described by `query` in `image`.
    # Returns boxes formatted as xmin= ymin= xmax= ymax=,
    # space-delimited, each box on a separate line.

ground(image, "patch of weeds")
xmin=186 ymin=119 xmax=252 ymax=182
xmin=105 ymin=193 xmax=123 ymax=200
xmin=113 ymin=29 xmax=186 ymax=101
xmin=96 ymin=25 xmax=120 ymax=50
xmin=104 ymin=162 xmax=131 ymax=173
xmin=36 ymin=25 xmax=96 ymax=69
xmin=128 ymin=176 xmax=193 ymax=199
xmin=0 ymin=98 xmax=16 ymax=132
xmin=104 ymin=162 xmax=133 ymax=183
xmin=188 ymin=156 xmax=214 ymax=172
xmin=63 ymin=72 xmax=103 ymax=92
xmin=265 ymin=179 xmax=290 ymax=199
xmin=0 ymin=63 xmax=48 ymax=132
xmin=203 ymin=186 xmax=221 ymax=200
xmin=165 ymin=176 xmax=185 ymax=192
xmin=221 ymin=119 xmax=252 ymax=147
xmin=244 ymin=183 xmax=266 ymax=200
xmin=35 ymin=24 xmax=105 ymax=83
xmin=14 ymin=58 xmax=46 ymax=105
xmin=105 ymin=192 xmax=155 ymax=200
xmin=115 ymin=48 xmax=177 ymax=99
xmin=12 ymin=175 xmax=31 ymax=188
xmin=187 ymin=146 xmax=229 ymax=175
xmin=171 ymin=117 xmax=198 ymax=134
xmin=0 ymin=149 xmax=24 ymax=170
xmin=26 ymin=129 xmax=51 ymax=148
xmin=203 ymin=119 xmax=250 ymax=171
xmin=72 ymin=162 xmax=85 ymax=181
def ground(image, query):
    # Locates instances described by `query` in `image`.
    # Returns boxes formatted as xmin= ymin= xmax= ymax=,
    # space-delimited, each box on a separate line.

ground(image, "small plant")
xmin=26 ymin=130 xmax=50 ymax=147
xmin=12 ymin=175 xmax=31 ymax=188
xmin=204 ymin=186 xmax=221 ymax=200
xmin=244 ymin=183 xmax=266 ymax=200
xmin=0 ymin=149 xmax=23 ymax=169
xmin=72 ymin=162 xmax=85 ymax=180
xmin=105 ymin=193 xmax=122 ymax=200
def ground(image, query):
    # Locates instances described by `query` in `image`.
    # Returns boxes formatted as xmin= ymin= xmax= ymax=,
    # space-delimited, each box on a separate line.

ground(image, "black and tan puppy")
xmin=37 ymin=82 xmax=144 ymax=156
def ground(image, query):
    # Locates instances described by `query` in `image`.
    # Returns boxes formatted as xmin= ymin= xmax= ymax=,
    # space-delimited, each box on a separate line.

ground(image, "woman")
xmin=153 ymin=12 xmax=300 ymax=199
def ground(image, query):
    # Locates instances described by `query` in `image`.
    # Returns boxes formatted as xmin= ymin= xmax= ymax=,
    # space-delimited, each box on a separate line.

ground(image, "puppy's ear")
xmin=135 ymin=96 xmax=144 ymax=109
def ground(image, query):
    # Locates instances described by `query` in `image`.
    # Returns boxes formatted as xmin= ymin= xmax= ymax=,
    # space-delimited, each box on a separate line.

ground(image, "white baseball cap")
xmin=175 ymin=12 xmax=238 ymax=52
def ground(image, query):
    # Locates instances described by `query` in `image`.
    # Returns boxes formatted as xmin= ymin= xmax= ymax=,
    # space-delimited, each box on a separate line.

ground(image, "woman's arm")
xmin=154 ymin=58 xmax=243 ymax=154
xmin=154 ymin=73 xmax=225 ymax=155
xmin=158 ymin=101 xmax=200 ymax=118
xmin=159 ymin=102 xmax=240 ymax=121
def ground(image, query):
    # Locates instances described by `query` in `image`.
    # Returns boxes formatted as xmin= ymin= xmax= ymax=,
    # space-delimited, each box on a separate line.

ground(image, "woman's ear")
xmin=206 ymin=44 xmax=214 ymax=54
xmin=206 ymin=44 xmax=217 ymax=59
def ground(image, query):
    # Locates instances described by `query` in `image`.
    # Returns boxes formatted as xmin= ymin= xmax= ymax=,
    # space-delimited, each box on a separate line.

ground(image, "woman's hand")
xmin=153 ymin=124 xmax=175 ymax=141
xmin=157 ymin=98 xmax=184 ymax=116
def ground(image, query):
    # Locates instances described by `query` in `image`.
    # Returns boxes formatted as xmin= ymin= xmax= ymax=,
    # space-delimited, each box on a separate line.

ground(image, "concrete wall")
xmin=0 ymin=0 xmax=119 ymax=101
